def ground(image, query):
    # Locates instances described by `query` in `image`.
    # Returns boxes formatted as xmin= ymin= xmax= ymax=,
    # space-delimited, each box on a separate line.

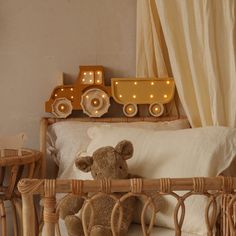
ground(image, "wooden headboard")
xmin=39 ymin=115 xmax=186 ymax=177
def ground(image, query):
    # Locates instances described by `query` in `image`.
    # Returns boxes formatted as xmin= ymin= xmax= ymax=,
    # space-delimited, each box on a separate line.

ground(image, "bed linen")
xmin=46 ymin=119 xmax=190 ymax=178
xmin=85 ymin=125 xmax=236 ymax=235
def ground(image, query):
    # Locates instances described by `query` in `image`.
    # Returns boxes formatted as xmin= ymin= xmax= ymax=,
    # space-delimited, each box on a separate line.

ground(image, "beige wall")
xmin=0 ymin=0 xmax=137 ymax=149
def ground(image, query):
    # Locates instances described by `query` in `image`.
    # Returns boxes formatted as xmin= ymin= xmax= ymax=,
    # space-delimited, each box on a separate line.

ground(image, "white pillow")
xmin=86 ymin=126 xmax=236 ymax=235
xmin=46 ymin=119 xmax=190 ymax=178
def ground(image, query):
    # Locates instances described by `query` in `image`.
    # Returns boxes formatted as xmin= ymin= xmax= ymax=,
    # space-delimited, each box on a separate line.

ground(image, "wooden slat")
xmin=0 ymin=200 xmax=6 ymax=236
xmin=0 ymin=167 xmax=6 ymax=186
xmin=18 ymin=177 xmax=236 ymax=195
xmin=21 ymin=194 xmax=35 ymax=236
xmin=44 ymin=115 xmax=185 ymax=126
xmin=40 ymin=118 xmax=48 ymax=178
xmin=6 ymin=165 xmax=19 ymax=199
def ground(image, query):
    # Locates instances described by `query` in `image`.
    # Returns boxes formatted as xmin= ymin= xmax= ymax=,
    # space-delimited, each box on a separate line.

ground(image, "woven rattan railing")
xmin=18 ymin=177 xmax=236 ymax=236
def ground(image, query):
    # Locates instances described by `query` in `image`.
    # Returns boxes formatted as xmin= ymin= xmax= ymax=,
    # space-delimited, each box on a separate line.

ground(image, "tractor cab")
xmin=77 ymin=66 xmax=105 ymax=86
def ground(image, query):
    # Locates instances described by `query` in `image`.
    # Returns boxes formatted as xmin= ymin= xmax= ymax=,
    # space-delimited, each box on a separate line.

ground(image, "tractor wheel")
xmin=80 ymin=88 xmax=110 ymax=117
xmin=123 ymin=103 xmax=138 ymax=117
xmin=51 ymin=97 xmax=73 ymax=118
xmin=149 ymin=103 xmax=164 ymax=117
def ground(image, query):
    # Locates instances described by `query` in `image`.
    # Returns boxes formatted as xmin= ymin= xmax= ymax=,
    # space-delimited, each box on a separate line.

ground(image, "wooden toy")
xmin=111 ymin=78 xmax=175 ymax=117
xmin=45 ymin=66 xmax=175 ymax=118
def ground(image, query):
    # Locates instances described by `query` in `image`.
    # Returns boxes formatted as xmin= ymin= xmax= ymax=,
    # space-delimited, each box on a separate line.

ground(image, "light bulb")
xmin=71 ymin=96 xmax=74 ymax=99
xmin=115 ymin=82 xmax=118 ymax=85
xmin=89 ymin=72 xmax=93 ymax=75
xmin=150 ymin=94 xmax=154 ymax=98
xmin=86 ymin=95 xmax=89 ymax=99
xmin=155 ymin=107 xmax=159 ymax=111
xmin=102 ymin=94 xmax=105 ymax=98
xmin=151 ymin=82 xmax=154 ymax=85
xmin=89 ymin=79 xmax=92 ymax=83
xmin=166 ymin=81 xmax=170 ymax=85
xmin=164 ymin=94 xmax=168 ymax=98
xmin=82 ymin=79 xmax=85 ymax=82
xmin=84 ymin=72 xmax=87 ymax=75
xmin=119 ymin=95 xmax=122 ymax=98
xmin=70 ymin=88 xmax=74 ymax=91
xmin=55 ymin=94 xmax=58 ymax=97
xmin=97 ymin=71 xmax=101 ymax=75
xmin=128 ymin=108 xmax=133 ymax=112
xmin=134 ymin=82 xmax=137 ymax=85
xmin=60 ymin=105 xmax=65 ymax=110
xmin=133 ymin=95 xmax=136 ymax=99
xmin=95 ymin=111 xmax=98 ymax=114
xmin=97 ymin=80 xmax=100 ymax=83
xmin=61 ymin=88 xmax=64 ymax=91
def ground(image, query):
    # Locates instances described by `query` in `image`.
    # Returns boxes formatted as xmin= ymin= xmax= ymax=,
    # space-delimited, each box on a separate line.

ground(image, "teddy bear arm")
xmin=59 ymin=195 xmax=85 ymax=220
xmin=65 ymin=215 xmax=84 ymax=236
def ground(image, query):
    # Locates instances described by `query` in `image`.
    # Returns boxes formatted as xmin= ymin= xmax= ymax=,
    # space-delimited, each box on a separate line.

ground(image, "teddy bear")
xmin=59 ymin=140 xmax=161 ymax=236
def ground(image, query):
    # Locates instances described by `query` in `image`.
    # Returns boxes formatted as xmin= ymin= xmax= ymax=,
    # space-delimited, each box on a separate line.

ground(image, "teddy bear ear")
xmin=115 ymin=140 xmax=134 ymax=160
xmin=75 ymin=156 xmax=93 ymax=172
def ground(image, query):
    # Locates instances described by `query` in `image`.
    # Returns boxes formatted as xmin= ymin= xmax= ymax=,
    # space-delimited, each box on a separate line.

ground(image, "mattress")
xmin=42 ymin=220 xmax=200 ymax=236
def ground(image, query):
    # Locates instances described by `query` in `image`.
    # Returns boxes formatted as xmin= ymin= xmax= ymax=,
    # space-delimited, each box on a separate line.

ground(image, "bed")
xmin=18 ymin=116 xmax=236 ymax=236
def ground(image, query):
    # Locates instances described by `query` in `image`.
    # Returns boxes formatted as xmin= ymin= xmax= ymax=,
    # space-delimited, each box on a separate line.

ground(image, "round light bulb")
xmin=86 ymin=95 xmax=89 ymax=99
xmin=102 ymin=94 xmax=105 ymax=98
xmin=84 ymin=72 xmax=87 ymax=75
xmin=70 ymin=88 xmax=74 ymax=91
xmin=128 ymin=108 xmax=133 ymax=112
xmin=97 ymin=80 xmax=100 ymax=83
xmin=150 ymin=94 xmax=154 ymax=98
xmin=55 ymin=94 xmax=58 ymax=97
xmin=164 ymin=94 xmax=168 ymax=98
xmin=133 ymin=95 xmax=136 ymax=99
xmin=115 ymin=82 xmax=118 ymax=85
xmin=119 ymin=95 xmax=122 ymax=98
xmin=155 ymin=107 xmax=159 ymax=111
xmin=166 ymin=81 xmax=170 ymax=85
xmin=151 ymin=82 xmax=154 ymax=85
xmin=61 ymin=88 xmax=64 ymax=91
xmin=95 ymin=111 xmax=98 ymax=114
xmin=97 ymin=71 xmax=101 ymax=75
xmin=60 ymin=105 xmax=65 ymax=110
xmin=71 ymin=96 xmax=74 ymax=99
xmin=134 ymin=82 xmax=137 ymax=85
xmin=89 ymin=72 xmax=93 ymax=75
xmin=89 ymin=79 xmax=92 ymax=83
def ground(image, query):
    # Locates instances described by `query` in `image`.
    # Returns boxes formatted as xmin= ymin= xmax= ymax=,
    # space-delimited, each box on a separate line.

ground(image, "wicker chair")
xmin=0 ymin=148 xmax=41 ymax=236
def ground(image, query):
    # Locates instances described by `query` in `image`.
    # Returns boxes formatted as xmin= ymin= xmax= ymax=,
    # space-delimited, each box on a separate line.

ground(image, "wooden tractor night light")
xmin=45 ymin=65 xmax=175 ymax=118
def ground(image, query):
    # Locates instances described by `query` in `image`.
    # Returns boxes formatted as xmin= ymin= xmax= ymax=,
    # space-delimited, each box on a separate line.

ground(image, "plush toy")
xmin=59 ymin=140 xmax=161 ymax=236
xmin=60 ymin=140 xmax=163 ymax=236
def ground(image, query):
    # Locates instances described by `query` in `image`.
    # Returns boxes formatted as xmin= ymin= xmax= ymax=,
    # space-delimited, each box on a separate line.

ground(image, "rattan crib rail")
xmin=18 ymin=177 xmax=236 ymax=236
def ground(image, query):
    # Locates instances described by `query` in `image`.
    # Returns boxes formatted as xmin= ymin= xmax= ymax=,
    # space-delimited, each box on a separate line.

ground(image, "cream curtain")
xmin=137 ymin=0 xmax=236 ymax=127
xmin=136 ymin=0 xmax=172 ymax=77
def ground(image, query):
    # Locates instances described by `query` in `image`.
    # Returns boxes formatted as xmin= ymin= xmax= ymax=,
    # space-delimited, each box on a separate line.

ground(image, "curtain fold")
xmin=136 ymin=0 xmax=172 ymax=77
xmin=137 ymin=0 xmax=236 ymax=127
